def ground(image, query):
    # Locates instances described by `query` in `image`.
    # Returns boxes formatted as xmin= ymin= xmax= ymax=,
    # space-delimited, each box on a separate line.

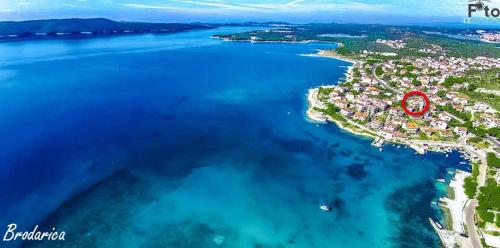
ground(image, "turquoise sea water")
xmin=0 ymin=27 xmax=469 ymax=248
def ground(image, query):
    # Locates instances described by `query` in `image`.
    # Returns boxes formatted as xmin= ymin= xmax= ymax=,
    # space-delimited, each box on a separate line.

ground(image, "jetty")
xmin=371 ymin=138 xmax=384 ymax=147
xmin=429 ymin=218 xmax=456 ymax=248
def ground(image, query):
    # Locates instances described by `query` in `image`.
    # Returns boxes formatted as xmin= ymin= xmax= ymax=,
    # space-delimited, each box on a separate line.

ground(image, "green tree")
xmin=476 ymin=178 xmax=500 ymax=224
xmin=463 ymin=163 xmax=479 ymax=199
xmin=437 ymin=90 xmax=446 ymax=97
xmin=487 ymin=153 xmax=500 ymax=168
xmin=442 ymin=76 xmax=466 ymax=88
xmin=487 ymin=127 xmax=500 ymax=139
xmin=318 ymin=87 xmax=334 ymax=95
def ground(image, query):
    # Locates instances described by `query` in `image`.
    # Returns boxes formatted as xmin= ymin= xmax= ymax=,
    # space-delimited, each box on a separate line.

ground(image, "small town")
xmin=310 ymin=55 xmax=499 ymax=143
xmin=308 ymin=40 xmax=500 ymax=248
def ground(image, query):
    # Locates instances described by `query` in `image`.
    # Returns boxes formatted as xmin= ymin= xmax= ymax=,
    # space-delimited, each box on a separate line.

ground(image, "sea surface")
xmin=0 ymin=27 xmax=470 ymax=248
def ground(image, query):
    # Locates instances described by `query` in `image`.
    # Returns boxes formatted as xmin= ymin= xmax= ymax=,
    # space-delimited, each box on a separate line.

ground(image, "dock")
xmin=429 ymin=218 xmax=456 ymax=248
xmin=371 ymin=138 xmax=384 ymax=147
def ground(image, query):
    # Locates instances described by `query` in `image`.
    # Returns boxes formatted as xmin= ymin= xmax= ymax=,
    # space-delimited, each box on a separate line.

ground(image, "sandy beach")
xmin=306 ymin=88 xmax=327 ymax=123
xmin=300 ymin=49 xmax=357 ymax=64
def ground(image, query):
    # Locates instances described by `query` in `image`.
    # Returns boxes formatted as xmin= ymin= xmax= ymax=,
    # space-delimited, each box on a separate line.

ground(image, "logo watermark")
xmin=2 ymin=223 xmax=66 ymax=242
xmin=468 ymin=0 xmax=500 ymax=18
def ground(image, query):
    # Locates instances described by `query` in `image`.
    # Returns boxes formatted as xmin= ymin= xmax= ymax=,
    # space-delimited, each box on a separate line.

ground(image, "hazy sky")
xmin=0 ymin=0 xmax=480 ymax=23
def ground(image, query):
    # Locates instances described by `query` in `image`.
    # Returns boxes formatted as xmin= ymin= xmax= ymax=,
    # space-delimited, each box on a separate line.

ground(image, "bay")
xmin=0 ymin=27 xmax=469 ymax=248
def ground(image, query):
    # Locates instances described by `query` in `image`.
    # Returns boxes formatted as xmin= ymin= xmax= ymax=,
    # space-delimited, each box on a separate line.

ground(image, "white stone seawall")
xmin=423 ymin=172 xmax=474 ymax=248
xmin=441 ymin=170 xmax=471 ymax=233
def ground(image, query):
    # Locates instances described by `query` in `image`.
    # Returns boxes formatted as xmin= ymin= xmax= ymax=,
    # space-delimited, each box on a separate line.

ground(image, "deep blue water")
xmin=0 ymin=27 xmax=469 ymax=248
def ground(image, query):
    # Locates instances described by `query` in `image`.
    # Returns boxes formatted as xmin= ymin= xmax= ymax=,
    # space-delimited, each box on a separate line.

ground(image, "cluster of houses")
xmin=479 ymin=32 xmax=500 ymax=43
xmin=379 ymin=57 xmax=499 ymax=114
xmin=380 ymin=56 xmax=500 ymax=88
xmin=375 ymin=39 xmax=406 ymax=49
xmin=418 ymin=44 xmax=446 ymax=54
xmin=411 ymin=56 xmax=500 ymax=78
xmin=321 ymin=83 xmax=465 ymax=140
xmin=316 ymin=55 xmax=500 ymax=141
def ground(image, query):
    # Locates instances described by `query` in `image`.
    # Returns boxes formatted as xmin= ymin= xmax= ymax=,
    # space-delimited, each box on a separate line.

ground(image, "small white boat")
xmin=436 ymin=179 xmax=446 ymax=183
xmin=320 ymin=205 xmax=332 ymax=212
xmin=460 ymin=161 xmax=466 ymax=164
xmin=431 ymin=201 xmax=438 ymax=205
xmin=436 ymin=222 xmax=443 ymax=229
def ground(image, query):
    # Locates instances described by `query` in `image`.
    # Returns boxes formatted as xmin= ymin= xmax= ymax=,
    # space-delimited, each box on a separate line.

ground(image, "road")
xmin=486 ymin=135 xmax=500 ymax=149
xmin=462 ymin=144 xmax=488 ymax=187
xmin=371 ymin=65 xmax=403 ymax=94
xmin=410 ymin=139 xmax=461 ymax=147
xmin=431 ymin=104 xmax=465 ymax=124
xmin=462 ymin=147 xmax=488 ymax=248
xmin=465 ymin=200 xmax=482 ymax=248
xmin=444 ymin=111 xmax=465 ymax=124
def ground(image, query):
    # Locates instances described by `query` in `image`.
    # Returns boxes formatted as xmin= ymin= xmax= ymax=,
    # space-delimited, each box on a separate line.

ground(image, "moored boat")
xmin=436 ymin=222 xmax=443 ymax=229
xmin=320 ymin=205 xmax=332 ymax=212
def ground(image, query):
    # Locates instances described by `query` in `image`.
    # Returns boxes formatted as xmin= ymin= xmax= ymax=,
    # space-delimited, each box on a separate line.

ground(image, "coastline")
xmin=304 ymin=51 xmax=484 ymax=248
xmin=307 ymin=88 xmax=378 ymax=140
xmin=306 ymin=83 xmax=446 ymax=155
xmin=211 ymin=36 xmax=340 ymax=45
xmin=300 ymin=49 xmax=356 ymax=64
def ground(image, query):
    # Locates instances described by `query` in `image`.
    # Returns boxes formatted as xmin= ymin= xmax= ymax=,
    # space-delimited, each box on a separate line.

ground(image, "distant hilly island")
xmin=0 ymin=18 xmax=218 ymax=40
xmin=0 ymin=18 xmax=291 ymax=41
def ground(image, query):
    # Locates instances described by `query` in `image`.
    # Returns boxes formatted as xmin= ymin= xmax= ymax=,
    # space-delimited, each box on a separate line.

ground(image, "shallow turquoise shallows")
xmin=0 ymin=27 xmax=469 ymax=248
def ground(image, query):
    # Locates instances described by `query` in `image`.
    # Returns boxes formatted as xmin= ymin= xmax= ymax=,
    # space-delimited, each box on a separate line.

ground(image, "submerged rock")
xmin=213 ymin=235 xmax=225 ymax=245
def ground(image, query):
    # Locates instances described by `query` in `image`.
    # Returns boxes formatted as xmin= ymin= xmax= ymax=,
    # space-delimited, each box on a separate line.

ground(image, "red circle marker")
xmin=401 ymin=91 xmax=430 ymax=117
